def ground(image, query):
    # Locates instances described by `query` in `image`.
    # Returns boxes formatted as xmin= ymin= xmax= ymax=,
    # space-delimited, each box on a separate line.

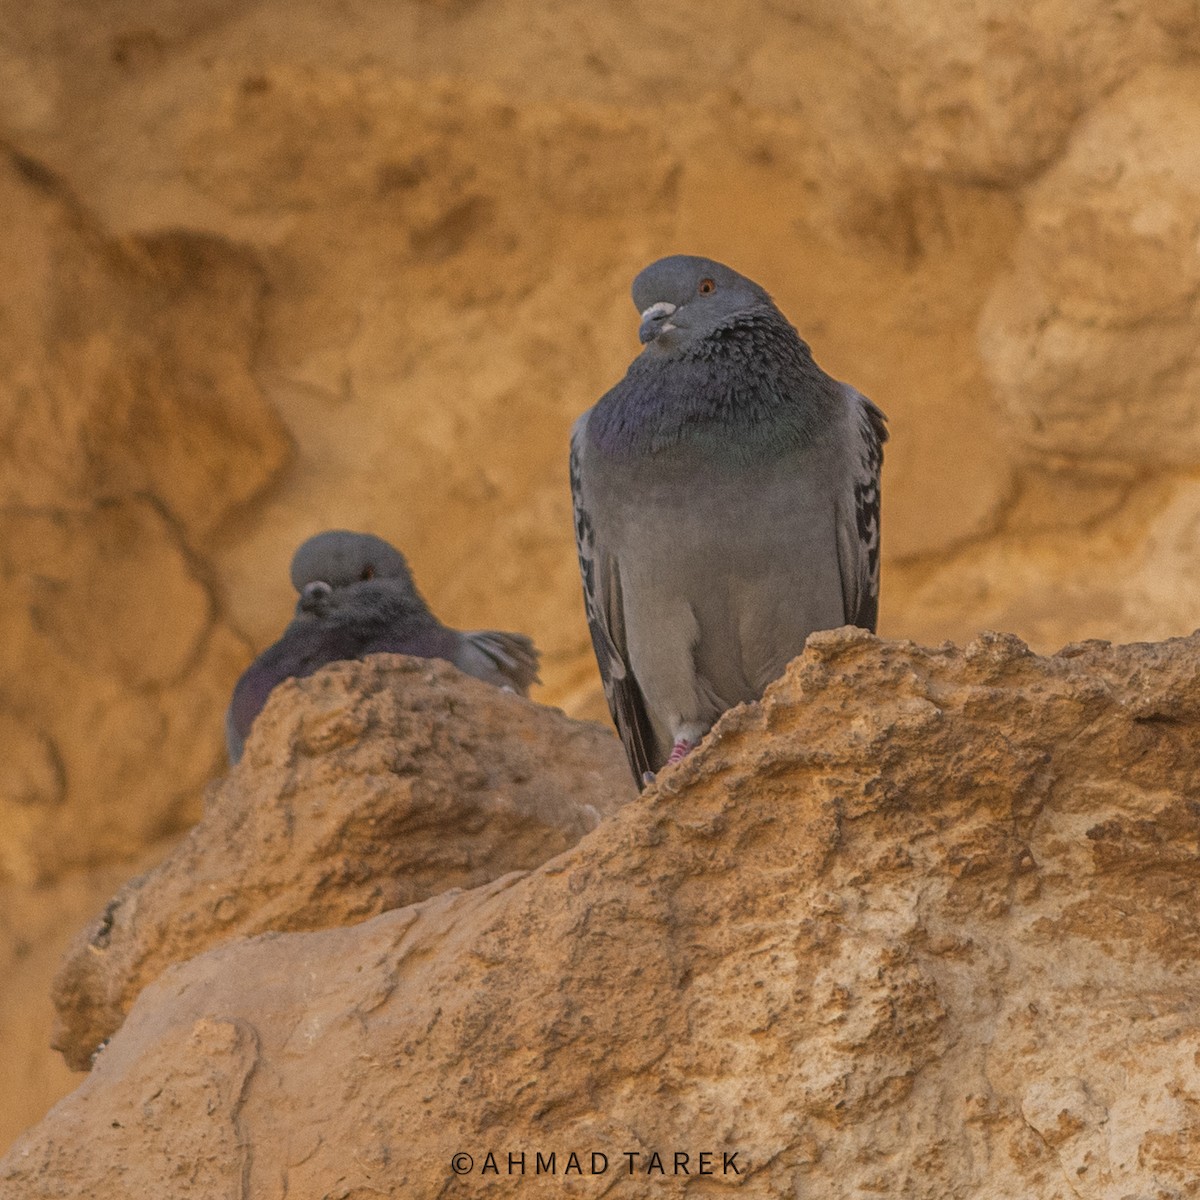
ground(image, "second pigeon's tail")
xmin=458 ymin=630 xmax=542 ymax=697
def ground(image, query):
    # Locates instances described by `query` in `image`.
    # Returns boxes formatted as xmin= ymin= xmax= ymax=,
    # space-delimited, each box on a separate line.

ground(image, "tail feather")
xmin=460 ymin=630 xmax=541 ymax=696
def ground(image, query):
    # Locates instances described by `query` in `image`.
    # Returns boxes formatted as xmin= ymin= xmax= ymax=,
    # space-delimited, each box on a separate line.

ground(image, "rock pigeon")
xmin=225 ymin=530 xmax=540 ymax=763
xmin=570 ymin=255 xmax=887 ymax=784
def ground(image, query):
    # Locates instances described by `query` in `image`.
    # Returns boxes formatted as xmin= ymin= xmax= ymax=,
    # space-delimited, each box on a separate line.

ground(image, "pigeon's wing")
xmin=224 ymin=633 xmax=311 ymax=764
xmin=224 ymin=614 xmax=392 ymax=764
xmin=570 ymin=415 xmax=658 ymax=783
xmin=456 ymin=630 xmax=541 ymax=695
xmin=835 ymin=387 xmax=888 ymax=633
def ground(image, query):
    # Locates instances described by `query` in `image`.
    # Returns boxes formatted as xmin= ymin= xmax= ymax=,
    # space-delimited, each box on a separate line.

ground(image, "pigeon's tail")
xmin=458 ymin=630 xmax=542 ymax=697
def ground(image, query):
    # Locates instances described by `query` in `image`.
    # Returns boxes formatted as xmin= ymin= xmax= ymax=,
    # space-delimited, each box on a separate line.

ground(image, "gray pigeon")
xmin=225 ymin=530 xmax=540 ymax=763
xmin=570 ymin=255 xmax=886 ymax=784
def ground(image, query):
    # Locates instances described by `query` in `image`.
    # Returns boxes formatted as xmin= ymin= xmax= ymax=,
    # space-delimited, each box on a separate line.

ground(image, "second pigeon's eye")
xmin=698 ymin=278 xmax=716 ymax=295
xmin=361 ymin=564 xmax=375 ymax=580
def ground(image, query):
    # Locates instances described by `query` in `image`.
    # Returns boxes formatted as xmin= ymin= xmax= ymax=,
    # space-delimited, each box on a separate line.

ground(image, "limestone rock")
xmin=0 ymin=148 xmax=289 ymax=536
xmin=980 ymin=66 xmax=1200 ymax=466
xmin=51 ymin=655 xmax=632 ymax=1071
xmin=0 ymin=852 xmax=172 ymax=1154
xmin=8 ymin=629 xmax=1200 ymax=1197
xmin=0 ymin=145 xmax=290 ymax=887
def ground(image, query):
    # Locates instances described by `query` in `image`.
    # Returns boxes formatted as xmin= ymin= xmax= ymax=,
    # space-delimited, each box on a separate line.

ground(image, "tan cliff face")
xmin=6 ymin=629 xmax=1200 ymax=1198
xmin=2 ymin=0 xmax=1200 ymax=1155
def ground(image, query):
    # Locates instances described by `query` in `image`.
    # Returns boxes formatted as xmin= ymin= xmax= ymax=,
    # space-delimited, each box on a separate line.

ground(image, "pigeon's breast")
xmin=586 ymin=436 xmax=847 ymax=715
xmin=588 ymin=440 xmax=836 ymax=577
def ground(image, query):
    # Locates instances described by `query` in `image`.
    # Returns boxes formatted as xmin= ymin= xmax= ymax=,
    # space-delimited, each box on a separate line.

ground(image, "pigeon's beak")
xmin=638 ymin=301 xmax=678 ymax=344
xmin=299 ymin=580 xmax=334 ymax=615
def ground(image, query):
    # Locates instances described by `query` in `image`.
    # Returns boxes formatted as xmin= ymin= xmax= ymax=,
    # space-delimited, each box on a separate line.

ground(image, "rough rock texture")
xmin=5 ymin=0 xmax=1200 ymax=1154
xmin=981 ymin=65 xmax=1200 ymax=467
xmin=6 ymin=628 xmax=1200 ymax=1198
xmin=0 ymin=846 xmax=173 ymax=1154
xmin=51 ymin=656 xmax=632 ymax=1071
xmin=0 ymin=148 xmax=290 ymax=886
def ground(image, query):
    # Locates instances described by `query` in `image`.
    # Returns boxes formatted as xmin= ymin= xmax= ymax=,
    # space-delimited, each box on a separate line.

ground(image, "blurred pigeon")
xmin=570 ymin=255 xmax=887 ymax=784
xmin=225 ymin=530 xmax=540 ymax=763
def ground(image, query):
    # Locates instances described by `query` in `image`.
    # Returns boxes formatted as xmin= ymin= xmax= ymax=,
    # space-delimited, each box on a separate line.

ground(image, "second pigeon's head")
xmin=631 ymin=255 xmax=774 ymax=354
xmin=289 ymin=530 xmax=415 ymax=615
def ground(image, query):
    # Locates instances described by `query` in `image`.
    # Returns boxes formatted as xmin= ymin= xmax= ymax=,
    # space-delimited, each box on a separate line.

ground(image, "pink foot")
xmin=666 ymin=737 xmax=696 ymax=765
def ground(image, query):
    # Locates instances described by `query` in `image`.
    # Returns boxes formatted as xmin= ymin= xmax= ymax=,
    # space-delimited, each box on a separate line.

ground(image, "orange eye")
xmin=361 ymin=564 xmax=375 ymax=580
xmin=698 ymin=278 xmax=716 ymax=295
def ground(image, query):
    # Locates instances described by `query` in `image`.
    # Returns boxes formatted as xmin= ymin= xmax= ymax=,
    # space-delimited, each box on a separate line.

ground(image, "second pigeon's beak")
xmin=638 ymin=301 xmax=678 ymax=344
xmin=299 ymin=580 xmax=334 ymax=614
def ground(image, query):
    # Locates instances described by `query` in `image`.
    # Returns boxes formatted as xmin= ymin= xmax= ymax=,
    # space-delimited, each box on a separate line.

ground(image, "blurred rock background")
xmin=1 ymin=0 xmax=1198 ymax=1151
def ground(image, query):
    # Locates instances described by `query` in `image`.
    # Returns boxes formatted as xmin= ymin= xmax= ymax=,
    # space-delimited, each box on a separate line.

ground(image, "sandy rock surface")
xmin=52 ymin=656 xmax=632 ymax=1071
xmin=0 ymin=849 xmax=173 ymax=1155
xmin=5 ymin=629 xmax=1200 ymax=1198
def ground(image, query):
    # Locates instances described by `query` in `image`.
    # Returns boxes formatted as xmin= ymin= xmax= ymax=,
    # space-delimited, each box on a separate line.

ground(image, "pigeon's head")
xmin=289 ymin=531 xmax=415 ymax=603
xmin=631 ymin=255 xmax=773 ymax=353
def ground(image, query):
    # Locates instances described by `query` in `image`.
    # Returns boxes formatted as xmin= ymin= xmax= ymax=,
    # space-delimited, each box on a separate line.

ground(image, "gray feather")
xmin=837 ymin=386 xmax=887 ymax=632
xmin=570 ymin=418 xmax=659 ymax=781
xmin=455 ymin=630 xmax=541 ymax=695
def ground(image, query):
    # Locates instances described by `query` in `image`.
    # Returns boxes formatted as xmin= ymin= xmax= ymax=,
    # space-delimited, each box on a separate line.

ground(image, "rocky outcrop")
xmin=0 ymin=852 xmax=174 ymax=1157
xmin=51 ymin=656 xmax=631 ymax=1071
xmin=981 ymin=66 xmax=1200 ymax=468
xmin=0 ymin=137 xmax=291 ymax=1141
xmin=6 ymin=628 xmax=1200 ymax=1198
